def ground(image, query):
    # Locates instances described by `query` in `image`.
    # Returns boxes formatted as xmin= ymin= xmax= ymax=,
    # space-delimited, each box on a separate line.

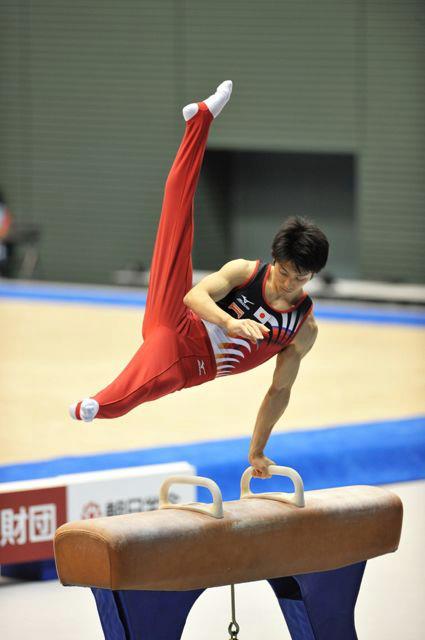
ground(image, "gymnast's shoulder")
xmin=212 ymin=258 xmax=258 ymax=289
xmin=185 ymin=259 xmax=256 ymax=304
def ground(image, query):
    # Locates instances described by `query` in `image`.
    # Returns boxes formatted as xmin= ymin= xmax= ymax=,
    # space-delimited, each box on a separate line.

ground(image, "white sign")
xmin=66 ymin=462 xmax=196 ymax=521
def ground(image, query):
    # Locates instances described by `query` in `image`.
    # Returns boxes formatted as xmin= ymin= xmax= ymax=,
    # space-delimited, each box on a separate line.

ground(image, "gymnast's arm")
xmin=183 ymin=259 xmax=270 ymax=342
xmin=248 ymin=314 xmax=318 ymax=478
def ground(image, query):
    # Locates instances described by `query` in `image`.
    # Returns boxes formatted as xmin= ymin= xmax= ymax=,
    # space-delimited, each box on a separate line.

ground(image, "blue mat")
xmin=1 ymin=416 xmax=424 ymax=501
xmin=1 ymin=281 xmax=424 ymax=326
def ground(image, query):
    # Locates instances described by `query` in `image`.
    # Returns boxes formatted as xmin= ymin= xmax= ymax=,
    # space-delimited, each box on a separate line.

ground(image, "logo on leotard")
xmin=237 ymin=295 xmax=254 ymax=310
xmin=197 ymin=360 xmax=206 ymax=376
xmin=228 ymin=302 xmax=244 ymax=318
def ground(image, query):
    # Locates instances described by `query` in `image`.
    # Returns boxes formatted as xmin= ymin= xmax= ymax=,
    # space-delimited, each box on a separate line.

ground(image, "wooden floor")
xmin=1 ymin=298 xmax=424 ymax=465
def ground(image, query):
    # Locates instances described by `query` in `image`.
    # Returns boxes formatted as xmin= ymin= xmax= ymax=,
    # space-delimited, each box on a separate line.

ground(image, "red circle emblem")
xmin=81 ymin=501 xmax=102 ymax=519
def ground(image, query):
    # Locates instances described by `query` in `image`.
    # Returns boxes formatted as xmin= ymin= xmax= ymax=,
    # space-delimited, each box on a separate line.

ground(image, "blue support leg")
xmin=92 ymin=587 xmax=205 ymax=640
xmin=268 ymin=561 xmax=367 ymax=640
xmin=92 ymin=561 xmax=366 ymax=640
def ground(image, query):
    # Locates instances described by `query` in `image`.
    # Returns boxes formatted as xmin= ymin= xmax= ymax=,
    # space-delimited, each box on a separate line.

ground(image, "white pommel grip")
xmin=240 ymin=465 xmax=305 ymax=507
xmin=159 ymin=475 xmax=224 ymax=519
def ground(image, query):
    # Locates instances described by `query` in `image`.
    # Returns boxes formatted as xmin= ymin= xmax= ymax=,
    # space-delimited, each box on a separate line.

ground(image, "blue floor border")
xmin=1 ymin=415 xmax=424 ymax=501
xmin=1 ymin=281 xmax=424 ymax=326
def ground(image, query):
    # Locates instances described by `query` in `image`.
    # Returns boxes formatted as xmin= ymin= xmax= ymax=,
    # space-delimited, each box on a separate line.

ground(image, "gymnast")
xmin=70 ymin=81 xmax=329 ymax=479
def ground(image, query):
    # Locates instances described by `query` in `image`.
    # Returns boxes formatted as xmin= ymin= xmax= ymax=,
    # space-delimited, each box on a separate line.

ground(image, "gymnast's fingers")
xmin=246 ymin=321 xmax=265 ymax=341
xmin=255 ymin=322 xmax=270 ymax=335
xmin=242 ymin=324 xmax=259 ymax=344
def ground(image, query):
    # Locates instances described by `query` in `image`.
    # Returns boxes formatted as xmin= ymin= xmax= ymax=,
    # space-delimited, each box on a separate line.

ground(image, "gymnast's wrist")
xmin=220 ymin=314 xmax=234 ymax=332
xmin=248 ymin=447 xmax=264 ymax=460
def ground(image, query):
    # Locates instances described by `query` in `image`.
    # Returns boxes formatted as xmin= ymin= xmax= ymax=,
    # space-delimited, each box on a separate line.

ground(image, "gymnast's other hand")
xmin=225 ymin=318 xmax=270 ymax=344
xmin=249 ymin=453 xmax=276 ymax=479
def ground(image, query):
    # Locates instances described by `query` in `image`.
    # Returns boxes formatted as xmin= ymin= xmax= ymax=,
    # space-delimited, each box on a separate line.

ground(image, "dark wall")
xmin=230 ymin=152 xmax=356 ymax=278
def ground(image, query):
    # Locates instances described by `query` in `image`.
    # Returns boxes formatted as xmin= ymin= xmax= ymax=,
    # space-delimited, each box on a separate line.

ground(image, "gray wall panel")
xmin=360 ymin=0 xmax=425 ymax=281
xmin=28 ymin=0 xmax=180 ymax=283
xmin=1 ymin=0 xmax=424 ymax=283
xmin=183 ymin=0 xmax=359 ymax=153
xmin=0 ymin=1 xmax=33 ymax=217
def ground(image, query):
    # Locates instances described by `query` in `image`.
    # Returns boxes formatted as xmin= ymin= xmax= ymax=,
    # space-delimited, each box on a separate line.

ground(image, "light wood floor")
xmin=1 ymin=299 xmax=424 ymax=465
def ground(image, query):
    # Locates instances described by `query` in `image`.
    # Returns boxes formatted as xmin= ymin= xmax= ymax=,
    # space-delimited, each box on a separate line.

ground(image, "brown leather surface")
xmin=54 ymin=485 xmax=403 ymax=591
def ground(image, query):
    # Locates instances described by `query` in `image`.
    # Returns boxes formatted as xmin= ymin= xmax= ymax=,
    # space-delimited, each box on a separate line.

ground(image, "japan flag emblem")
xmin=254 ymin=307 xmax=272 ymax=324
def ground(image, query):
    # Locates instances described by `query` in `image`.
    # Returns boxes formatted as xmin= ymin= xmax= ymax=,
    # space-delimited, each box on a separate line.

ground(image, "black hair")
xmin=271 ymin=216 xmax=329 ymax=274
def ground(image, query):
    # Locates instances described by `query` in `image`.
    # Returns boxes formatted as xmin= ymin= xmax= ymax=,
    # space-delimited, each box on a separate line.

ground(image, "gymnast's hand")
xmin=225 ymin=318 xmax=270 ymax=344
xmin=249 ymin=453 xmax=276 ymax=479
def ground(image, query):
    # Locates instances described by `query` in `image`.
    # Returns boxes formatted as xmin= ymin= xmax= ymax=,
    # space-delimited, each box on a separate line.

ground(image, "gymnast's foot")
xmin=69 ymin=398 xmax=99 ymax=422
xmin=182 ymin=80 xmax=233 ymax=121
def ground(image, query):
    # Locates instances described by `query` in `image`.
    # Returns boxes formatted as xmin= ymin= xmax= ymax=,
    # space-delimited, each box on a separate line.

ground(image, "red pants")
xmin=93 ymin=104 xmax=217 ymax=418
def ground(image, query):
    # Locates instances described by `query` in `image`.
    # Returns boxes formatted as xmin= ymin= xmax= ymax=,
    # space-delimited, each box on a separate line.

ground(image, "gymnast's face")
xmin=273 ymin=260 xmax=312 ymax=297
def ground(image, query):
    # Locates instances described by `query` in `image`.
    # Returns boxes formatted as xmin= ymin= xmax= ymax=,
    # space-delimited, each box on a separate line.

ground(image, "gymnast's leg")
xmin=142 ymin=80 xmax=233 ymax=337
xmin=69 ymin=81 xmax=232 ymax=421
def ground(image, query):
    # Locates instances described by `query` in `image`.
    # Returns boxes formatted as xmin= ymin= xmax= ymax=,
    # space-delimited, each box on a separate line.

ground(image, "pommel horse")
xmin=54 ymin=466 xmax=403 ymax=640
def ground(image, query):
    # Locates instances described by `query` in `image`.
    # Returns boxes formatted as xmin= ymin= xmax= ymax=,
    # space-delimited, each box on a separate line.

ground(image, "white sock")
xmin=182 ymin=80 xmax=233 ymax=121
xmin=80 ymin=398 xmax=99 ymax=422
xmin=182 ymin=103 xmax=199 ymax=121
xmin=204 ymin=80 xmax=233 ymax=117
xmin=69 ymin=398 xmax=99 ymax=422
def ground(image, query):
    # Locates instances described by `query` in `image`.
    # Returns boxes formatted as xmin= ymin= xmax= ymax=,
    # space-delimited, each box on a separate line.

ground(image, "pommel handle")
xmin=159 ymin=475 xmax=224 ymax=519
xmin=240 ymin=465 xmax=305 ymax=507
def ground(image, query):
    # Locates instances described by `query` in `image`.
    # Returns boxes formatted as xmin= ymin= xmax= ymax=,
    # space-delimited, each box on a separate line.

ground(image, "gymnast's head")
xmin=271 ymin=216 xmax=329 ymax=292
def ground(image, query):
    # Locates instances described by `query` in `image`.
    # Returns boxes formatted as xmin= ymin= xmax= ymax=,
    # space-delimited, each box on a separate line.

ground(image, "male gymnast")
xmin=70 ymin=81 xmax=329 ymax=478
